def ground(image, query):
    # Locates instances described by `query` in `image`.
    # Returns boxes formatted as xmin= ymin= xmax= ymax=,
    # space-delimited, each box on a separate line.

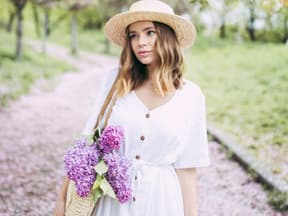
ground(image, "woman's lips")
xmin=137 ymin=51 xmax=151 ymax=57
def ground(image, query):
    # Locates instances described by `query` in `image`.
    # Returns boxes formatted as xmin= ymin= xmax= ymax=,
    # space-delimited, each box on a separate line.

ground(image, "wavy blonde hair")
xmin=94 ymin=21 xmax=184 ymax=129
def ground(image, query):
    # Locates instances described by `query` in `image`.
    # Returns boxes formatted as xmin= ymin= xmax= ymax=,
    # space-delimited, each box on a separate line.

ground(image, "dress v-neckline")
xmin=131 ymin=89 xmax=180 ymax=113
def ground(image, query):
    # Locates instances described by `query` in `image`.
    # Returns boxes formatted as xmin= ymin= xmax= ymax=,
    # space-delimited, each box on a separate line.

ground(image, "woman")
xmin=54 ymin=0 xmax=210 ymax=216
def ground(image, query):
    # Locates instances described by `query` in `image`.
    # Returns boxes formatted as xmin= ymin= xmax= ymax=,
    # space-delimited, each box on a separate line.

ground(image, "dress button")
xmin=140 ymin=135 xmax=145 ymax=141
xmin=145 ymin=113 xmax=150 ymax=118
xmin=135 ymin=155 xmax=140 ymax=160
xmin=133 ymin=197 xmax=136 ymax=202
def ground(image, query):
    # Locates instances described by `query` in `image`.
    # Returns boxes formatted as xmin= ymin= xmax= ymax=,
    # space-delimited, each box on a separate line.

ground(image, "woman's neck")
xmin=146 ymin=63 xmax=157 ymax=80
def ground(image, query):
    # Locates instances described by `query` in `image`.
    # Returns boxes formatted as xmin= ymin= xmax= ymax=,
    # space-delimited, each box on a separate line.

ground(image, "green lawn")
xmin=0 ymin=28 xmax=73 ymax=106
xmin=185 ymin=36 xmax=288 ymax=182
xmin=47 ymin=28 xmax=121 ymax=56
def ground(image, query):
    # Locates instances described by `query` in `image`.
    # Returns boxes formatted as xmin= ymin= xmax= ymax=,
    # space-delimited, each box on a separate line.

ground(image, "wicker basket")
xmin=65 ymin=181 xmax=97 ymax=216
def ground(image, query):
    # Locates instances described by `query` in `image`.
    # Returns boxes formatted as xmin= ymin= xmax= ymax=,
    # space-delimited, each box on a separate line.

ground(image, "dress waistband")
xmin=129 ymin=159 xmax=174 ymax=198
xmin=132 ymin=159 xmax=172 ymax=168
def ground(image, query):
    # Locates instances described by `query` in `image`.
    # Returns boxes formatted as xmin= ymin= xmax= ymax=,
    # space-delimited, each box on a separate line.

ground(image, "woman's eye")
xmin=147 ymin=31 xmax=156 ymax=36
xmin=128 ymin=34 xmax=137 ymax=39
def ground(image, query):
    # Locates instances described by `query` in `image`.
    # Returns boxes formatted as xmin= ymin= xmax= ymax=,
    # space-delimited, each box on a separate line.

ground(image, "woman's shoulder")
xmin=98 ymin=67 xmax=119 ymax=92
xmin=181 ymin=79 xmax=205 ymax=99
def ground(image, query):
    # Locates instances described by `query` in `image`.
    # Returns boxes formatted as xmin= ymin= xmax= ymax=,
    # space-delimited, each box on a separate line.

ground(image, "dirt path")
xmin=0 ymin=42 xmax=284 ymax=216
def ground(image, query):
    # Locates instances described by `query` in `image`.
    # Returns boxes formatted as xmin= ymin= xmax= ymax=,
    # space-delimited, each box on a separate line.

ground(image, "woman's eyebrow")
xmin=128 ymin=26 xmax=156 ymax=34
xmin=142 ymin=26 xmax=156 ymax=31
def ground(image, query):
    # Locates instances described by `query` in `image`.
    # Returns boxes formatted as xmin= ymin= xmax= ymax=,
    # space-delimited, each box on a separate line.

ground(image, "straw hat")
xmin=104 ymin=0 xmax=196 ymax=48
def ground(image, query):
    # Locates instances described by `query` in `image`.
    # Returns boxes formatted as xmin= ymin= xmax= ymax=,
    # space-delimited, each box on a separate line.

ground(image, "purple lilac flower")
xmin=103 ymin=152 xmax=132 ymax=203
xmin=63 ymin=125 xmax=131 ymax=203
xmin=98 ymin=126 xmax=124 ymax=154
xmin=63 ymin=137 xmax=99 ymax=197
xmin=75 ymin=174 xmax=96 ymax=197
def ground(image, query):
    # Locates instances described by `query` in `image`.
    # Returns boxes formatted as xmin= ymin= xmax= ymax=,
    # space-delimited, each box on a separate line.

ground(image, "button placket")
xmin=131 ymin=111 xmax=150 ymax=204
xmin=132 ymin=149 xmax=142 ymax=204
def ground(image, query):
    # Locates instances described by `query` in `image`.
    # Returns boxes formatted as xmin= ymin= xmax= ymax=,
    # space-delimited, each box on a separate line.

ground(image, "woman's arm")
xmin=54 ymin=177 xmax=70 ymax=216
xmin=176 ymin=168 xmax=198 ymax=216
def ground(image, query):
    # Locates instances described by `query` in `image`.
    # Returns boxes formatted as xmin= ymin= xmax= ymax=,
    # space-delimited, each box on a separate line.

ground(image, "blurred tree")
xmin=33 ymin=0 xmax=60 ymax=53
xmin=188 ymin=0 xmax=209 ymax=33
xmin=208 ymin=0 xmax=238 ymax=38
xmin=219 ymin=0 xmax=228 ymax=38
xmin=9 ymin=0 xmax=29 ymax=60
xmin=281 ymin=0 xmax=288 ymax=42
xmin=245 ymin=0 xmax=257 ymax=41
xmin=261 ymin=0 xmax=288 ymax=43
xmin=31 ymin=1 xmax=41 ymax=37
xmin=165 ymin=0 xmax=193 ymax=14
xmin=77 ymin=6 xmax=103 ymax=29
xmin=190 ymin=0 xmax=240 ymax=38
xmin=189 ymin=0 xmax=209 ymax=8
xmin=64 ymin=0 xmax=94 ymax=55
xmin=262 ymin=0 xmax=281 ymax=30
xmin=94 ymin=0 xmax=134 ymax=53
xmin=6 ymin=9 xmax=16 ymax=32
xmin=188 ymin=0 xmax=209 ymax=18
xmin=6 ymin=14 xmax=14 ymax=31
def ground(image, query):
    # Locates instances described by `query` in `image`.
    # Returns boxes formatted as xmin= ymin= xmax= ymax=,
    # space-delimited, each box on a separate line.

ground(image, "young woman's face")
xmin=128 ymin=21 xmax=158 ymax=67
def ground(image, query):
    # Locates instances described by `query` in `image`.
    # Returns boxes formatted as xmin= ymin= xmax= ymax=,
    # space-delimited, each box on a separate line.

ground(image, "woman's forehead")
xmin=128 ymin=21 xmax=155 ymax=32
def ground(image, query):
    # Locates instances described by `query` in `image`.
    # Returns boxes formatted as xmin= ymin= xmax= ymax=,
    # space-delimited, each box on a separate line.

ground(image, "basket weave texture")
xmin=65 ymin=181 xmax=97 ymax=216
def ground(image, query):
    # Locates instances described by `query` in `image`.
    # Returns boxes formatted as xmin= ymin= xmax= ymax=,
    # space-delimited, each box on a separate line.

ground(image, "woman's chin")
xmin=138 ymin=58 xmax=153 ymax=65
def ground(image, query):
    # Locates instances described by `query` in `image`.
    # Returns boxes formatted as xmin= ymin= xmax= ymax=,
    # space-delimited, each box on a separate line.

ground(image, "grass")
xmin=185 ymin=36 xmax=288 ymax=183
xmin=47 ymin=28 xmax=121 ymax=56
xmin=22 ymin=8 xmax=121 ymax=57
xmin=0 ymin=28 xmax=73 ymax=106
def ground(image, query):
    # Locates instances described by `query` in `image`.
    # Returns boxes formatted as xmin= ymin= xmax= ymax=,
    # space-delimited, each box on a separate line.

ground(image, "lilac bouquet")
xmin=64 ymin=125 xmax=132 ymax=203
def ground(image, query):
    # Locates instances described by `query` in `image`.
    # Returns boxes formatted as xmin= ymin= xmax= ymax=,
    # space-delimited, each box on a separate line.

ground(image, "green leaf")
xmin=94 ymin=160 xmax=108 ymax=176
xmin=86 ymin=134 xmax=95 ymax=145
xmin=92 ymin=187 xmax=103 ymax=202
xmin=92 ymin=175 xmax=103 ymax=191
xmin=100 ymin=177 xmax=116 ymax=199
xmin=93 ymin=127 xmax=102 ymax=141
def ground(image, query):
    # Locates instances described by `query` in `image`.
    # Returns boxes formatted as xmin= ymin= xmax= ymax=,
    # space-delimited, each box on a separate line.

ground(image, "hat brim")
xmin=104 ymin=11 xmax=196 ymax=49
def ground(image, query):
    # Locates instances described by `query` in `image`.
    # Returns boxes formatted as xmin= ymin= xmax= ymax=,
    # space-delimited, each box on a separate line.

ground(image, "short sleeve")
xmin=81 ymin=68 xmax=118 ymax=135
xmin=173 ymin=85 xmax=210 ymax=169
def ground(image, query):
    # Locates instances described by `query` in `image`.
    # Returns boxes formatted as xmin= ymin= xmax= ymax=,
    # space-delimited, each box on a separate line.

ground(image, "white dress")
xmin=81 ymin=68 xmax=210 ymax=216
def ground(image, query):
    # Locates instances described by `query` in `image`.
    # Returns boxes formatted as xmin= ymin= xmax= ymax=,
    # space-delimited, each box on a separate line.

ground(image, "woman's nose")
xmin=138 ymin=34 xmax=147 ymax=47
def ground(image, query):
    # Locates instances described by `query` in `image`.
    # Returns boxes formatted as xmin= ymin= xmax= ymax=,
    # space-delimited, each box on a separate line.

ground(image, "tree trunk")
xmin=248 ymin=16 xmax=255 ymax=41
xmin=6 ymin=12 xmax=15 ymax=32
xmin=31 ymin=1 xmax=41 ymax=37
xmin=283 ymin=12 xmax=288 ymax=43
xmin=45 ymin=10 xmax=51 ymax=36
xmin=247 ymin=0 xmax=256 ymax=41
xmin=71 ymin=12 xmax=78 ymax=55
xmin=15 ymin=8 xmax=23 ymax=60
xmin=220 ymin=15 xmax=226 ymax=38
xmin=42 ymin=9 xmax=49 ymax=54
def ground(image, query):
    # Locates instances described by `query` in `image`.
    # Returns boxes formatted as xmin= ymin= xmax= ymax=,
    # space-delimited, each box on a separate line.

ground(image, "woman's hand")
xmin=53 ymin=197 xmax=65 ymax=216
xmin=53 ymin=177 xmax=70 ymax=216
